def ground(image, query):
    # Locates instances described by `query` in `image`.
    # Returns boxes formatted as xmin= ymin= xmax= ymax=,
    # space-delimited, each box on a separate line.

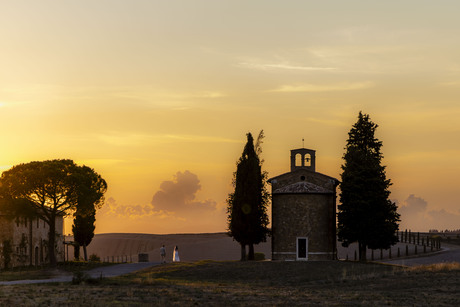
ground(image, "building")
xmin=269 ymin=148 xmax=339 ymax=261
xmin=0 ymin=214 xmax=64 ymax=268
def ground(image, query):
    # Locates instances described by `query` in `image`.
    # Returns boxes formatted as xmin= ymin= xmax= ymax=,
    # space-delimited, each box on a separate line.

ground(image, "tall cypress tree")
xmin=227 ymin=131 xmax=270 ymax=260
xmin=72 ymin=165 xmax=107 ymax=261
xmin=337 ymin=112 xmax=400 ymax=261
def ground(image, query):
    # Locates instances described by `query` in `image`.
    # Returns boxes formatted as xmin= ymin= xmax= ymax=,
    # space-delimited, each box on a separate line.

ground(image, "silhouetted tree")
xmin=2 ymin=240 xmax=12 ymax=269
xmin=0 ymin=160 xmax=106 ymax=266
xmin=72 ymin=166 xmax=107 ymax=261
xmin=227 ymin=131 xmax=270 ymax=260
xmin=337 ymin=112 xmax=400 ymax=261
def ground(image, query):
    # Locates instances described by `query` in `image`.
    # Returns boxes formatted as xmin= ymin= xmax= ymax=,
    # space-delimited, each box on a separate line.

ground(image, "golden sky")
xmin=1 ymin=1 xmax=460 ymax=233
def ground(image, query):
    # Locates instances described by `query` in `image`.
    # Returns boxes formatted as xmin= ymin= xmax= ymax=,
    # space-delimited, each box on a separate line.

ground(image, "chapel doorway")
xmin=296 ymin=237 xmax=308 ymax=260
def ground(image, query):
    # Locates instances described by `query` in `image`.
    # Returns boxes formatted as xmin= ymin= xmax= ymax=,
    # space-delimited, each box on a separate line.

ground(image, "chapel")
xmin=269 ymin=148 xmax=339 ymax=260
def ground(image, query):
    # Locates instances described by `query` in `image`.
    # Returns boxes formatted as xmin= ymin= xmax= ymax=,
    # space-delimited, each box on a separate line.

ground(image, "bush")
xmin=72 ymin=270 xmax=103 ymax=285
xmin=254 ymin=253 xmax=265 ymax=261
xmin=72 ymin=271 xmax=89 ymax=285
xmin=89 ymin=254 xmax=101 ymax=262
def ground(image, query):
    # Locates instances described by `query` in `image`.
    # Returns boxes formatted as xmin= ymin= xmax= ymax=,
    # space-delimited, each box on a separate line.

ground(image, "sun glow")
xmin=1 ymin=1 xmax=460 ymax=233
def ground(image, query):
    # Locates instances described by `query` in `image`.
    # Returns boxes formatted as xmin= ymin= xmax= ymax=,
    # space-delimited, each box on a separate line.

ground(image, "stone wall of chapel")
xmin=272 ymin=193 xmax=336 ymax=261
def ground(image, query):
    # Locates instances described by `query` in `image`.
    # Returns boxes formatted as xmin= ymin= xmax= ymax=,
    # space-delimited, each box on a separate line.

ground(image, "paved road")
xmin=380 ymin=243 xmax=460 ymax=266
xmin=0 ymin=262 xmax=160 ymax=285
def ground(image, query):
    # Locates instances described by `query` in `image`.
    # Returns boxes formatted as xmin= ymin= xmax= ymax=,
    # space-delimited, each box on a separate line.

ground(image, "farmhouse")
xmin=0 ymin=213 xmax=65 ymax=268
xmin=269 ymin=148 xmax=339 ymax=261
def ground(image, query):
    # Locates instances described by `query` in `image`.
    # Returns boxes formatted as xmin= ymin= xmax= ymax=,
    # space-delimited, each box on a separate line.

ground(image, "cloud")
xmin=399 ymin=194 xmax=428 ymax=216
xmin=98 ymin=171 xmax=220 ymax=223
xmin=96 ymin=133 xmax=240 ymax=147
xmin=398 ymin=194 xmax=460 ymax=231
xmin=98 ymin=197 xmax=177 ymax=220
xmin=426 ymin=209 xmax=460 ymax=231
xmin=239 ymin=62 xmax=337 ymax=72
xmin=270 ymin=81 xmax=374 ymax=93
xmin=151 ymin=170 xmax=217 ymax=214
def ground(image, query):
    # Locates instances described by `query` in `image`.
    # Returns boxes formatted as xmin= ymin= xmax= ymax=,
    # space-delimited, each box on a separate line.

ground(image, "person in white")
xmin=173 ymin=245 xmax=180 ymax=262
xmin=160 ymin=245 xmax=166 ymax=264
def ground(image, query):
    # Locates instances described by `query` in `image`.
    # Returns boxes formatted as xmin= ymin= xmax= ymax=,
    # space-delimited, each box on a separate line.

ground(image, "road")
xmin=380 ymin=243 xmax=460 ymax=266
xmin=0 ymin=262 xmax=160 ymax=285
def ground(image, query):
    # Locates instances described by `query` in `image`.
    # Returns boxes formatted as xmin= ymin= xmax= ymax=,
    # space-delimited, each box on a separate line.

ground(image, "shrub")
xmin=89 ymin=254 xmax=101 ymax=262
xmin=254 ymin=252 xmax=265 ymax=261
xmin=72 ymin=271 xmax=89 ymax=284
xmin=2 ymin=240 xmax=13 ymax=269
xmin=72 ymin=270 xmax=103 ymax=285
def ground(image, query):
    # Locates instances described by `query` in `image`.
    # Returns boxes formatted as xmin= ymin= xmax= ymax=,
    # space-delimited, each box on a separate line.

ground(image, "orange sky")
xmin=1 ymin=1 xmax=460 ymax=233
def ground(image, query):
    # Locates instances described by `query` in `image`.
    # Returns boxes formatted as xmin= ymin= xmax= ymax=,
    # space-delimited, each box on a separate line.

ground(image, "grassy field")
xmin=0 ymin=260 xmax=460 ymax=306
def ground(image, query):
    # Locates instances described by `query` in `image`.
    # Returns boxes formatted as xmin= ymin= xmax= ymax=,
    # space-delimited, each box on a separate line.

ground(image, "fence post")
xmin=380 ymin=249 xmax=383 ymax=260
xmin=415 ymin=245 xmax=417 ymax=255
xmin=417 ymin=232 xmax=420 ymax=245
xmin=354 ymin=250 xmax=357 ymax=261
xmin=397 ymin=247 xmax=400 ymax=257
xmin=405 ymin=229 xmax=408 ymax=242
xmin=389 ymin=248 xmax=392 ymax=259
xmin=406 ymin=245 xmax=409 ymax=256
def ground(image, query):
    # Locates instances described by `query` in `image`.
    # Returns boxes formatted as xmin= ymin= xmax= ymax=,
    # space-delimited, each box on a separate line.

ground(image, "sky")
xmin=1 ymin=1 xmax=460 ymax=234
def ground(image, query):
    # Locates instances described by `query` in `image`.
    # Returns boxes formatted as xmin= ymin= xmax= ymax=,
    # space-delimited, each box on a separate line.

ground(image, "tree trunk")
xmin=358 ymin=242 xmax=367 ymax=261
xmin=83 ymin=244 xmax=88 ymax=261
xmin=74 ymin=243 xmax=80 ymax=260
xmin=248 ymin=244 xmax=255 ymax=260
xmin=48 ymin=217 xmax=57 ymax=266
xmin=240 ymin=244 xmax=246 ymax=261
xmin=29 ymin=218 xmax=33 ymax=266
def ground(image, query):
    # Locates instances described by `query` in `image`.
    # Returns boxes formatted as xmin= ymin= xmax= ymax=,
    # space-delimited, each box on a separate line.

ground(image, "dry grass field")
xmin=1 ymin=261 xmax=460 ymax=306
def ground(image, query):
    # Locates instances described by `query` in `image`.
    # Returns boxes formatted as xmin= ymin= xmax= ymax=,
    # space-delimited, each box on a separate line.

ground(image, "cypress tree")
xmin=227 ymin=131 xmax=270 ymax=260
xmin=337 ymin=112 xmax=400 ymax=261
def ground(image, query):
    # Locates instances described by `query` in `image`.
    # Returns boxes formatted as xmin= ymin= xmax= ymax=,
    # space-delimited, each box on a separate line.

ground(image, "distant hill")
xmin=84 ymin=232 xmax=271 ymax=262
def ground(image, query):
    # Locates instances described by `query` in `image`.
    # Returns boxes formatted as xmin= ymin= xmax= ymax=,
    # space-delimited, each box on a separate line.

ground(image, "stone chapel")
xmin=269 ymin=148 xmax=339 ymax=261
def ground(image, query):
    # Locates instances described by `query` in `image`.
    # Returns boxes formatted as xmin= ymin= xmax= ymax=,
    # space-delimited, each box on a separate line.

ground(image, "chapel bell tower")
xmin=290 ymin=148 xmax=316 ymax=172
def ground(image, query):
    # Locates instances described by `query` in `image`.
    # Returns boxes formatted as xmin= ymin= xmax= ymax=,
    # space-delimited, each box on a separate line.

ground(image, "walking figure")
xmin=160 ymin=245 xmax=166 ymax=264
